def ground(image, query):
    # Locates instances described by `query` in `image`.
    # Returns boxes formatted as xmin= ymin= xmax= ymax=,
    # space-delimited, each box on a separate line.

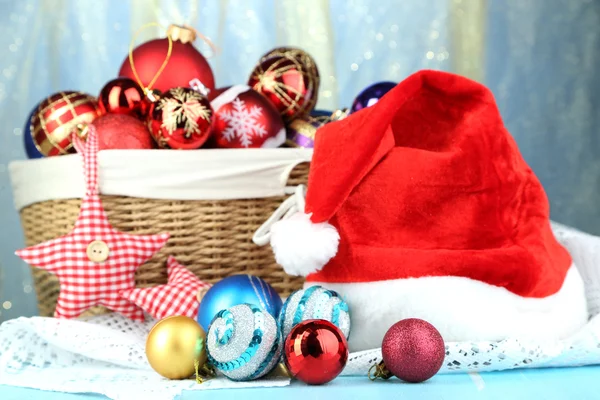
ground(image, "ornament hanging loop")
xmin=195 ymin=360 xmax=216 ymax=384
xmin=128 ymin=22 xmax=173 ymax=93
xmin=368 ymin=361 xmax=393 ymax=381
xmin=330 ymin=108 xmax=350 ymax=122
xmin=75 ymin=123 xmax=90 ymax=141
xmin=181 ymin=24 xmax=219 ymax=58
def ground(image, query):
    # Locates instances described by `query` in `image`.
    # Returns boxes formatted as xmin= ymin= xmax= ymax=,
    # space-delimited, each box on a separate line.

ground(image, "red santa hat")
xmin=259 ymin=70 xmax=588 ymax=351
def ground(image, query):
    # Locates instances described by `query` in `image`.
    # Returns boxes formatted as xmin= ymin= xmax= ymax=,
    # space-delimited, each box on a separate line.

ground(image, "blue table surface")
xmin=1 ymin=366 xmax=599 ymax=400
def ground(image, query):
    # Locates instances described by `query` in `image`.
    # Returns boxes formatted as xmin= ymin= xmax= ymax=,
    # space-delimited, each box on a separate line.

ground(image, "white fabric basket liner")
xmin=9 ymin=148 xmax=313 ymax=211
xmin=1 ymin=223 xmax=600 ymax=399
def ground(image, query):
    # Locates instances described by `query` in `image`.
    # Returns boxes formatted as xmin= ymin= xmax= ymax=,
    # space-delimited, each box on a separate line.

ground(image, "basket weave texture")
xmin=20 ymin=164 xmax=309 ymax=317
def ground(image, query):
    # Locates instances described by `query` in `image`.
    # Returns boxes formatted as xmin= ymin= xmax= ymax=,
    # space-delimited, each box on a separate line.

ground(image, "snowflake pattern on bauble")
xmin=219 ymin=97 xmax=267 ymax=147
xmin=158 ymin=88 xmax=211 ymax=138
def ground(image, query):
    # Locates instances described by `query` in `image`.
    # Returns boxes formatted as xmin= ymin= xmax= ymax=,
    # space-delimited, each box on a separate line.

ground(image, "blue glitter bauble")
xmin=197 ymin=275 xmax=282 ymax=331
xmin=206 ymin=303 xmax=283 ymax=381
xmin=278 ymin=285 xmax=351 ymax=341
xmin=350 ymin=81 xmax=396 ymax=113
xmin=23 ymin=102 xmax=44 ymax=159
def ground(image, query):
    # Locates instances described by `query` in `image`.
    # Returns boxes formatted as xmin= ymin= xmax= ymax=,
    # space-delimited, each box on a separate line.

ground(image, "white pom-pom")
xmin=270 ymin=212 xmax=339 ymax=277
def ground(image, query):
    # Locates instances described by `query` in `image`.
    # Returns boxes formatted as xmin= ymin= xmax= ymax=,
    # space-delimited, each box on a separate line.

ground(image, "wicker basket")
xmin=12 ymin=151 xmax=310 ymax=317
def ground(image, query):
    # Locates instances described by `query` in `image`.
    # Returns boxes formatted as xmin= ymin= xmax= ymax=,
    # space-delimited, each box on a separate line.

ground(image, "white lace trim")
xmin=1 ymin=222 xmax=600 ymax=399
xmin=0 ymin=314 xmax=289 ymax=400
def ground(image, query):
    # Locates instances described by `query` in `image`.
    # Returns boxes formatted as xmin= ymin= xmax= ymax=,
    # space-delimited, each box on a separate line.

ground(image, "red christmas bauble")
xmin=147 ymin=87 xmax=213 ymax=149
xmin=31 ymin=91 xmax=100 ymax=156
xmin=381 ymin=319 xmax=445 ymax=383
xmin=207 ymin=86 xmax=230 ymax=102
xmin=248 ymin=47 xmax=319 ymax=121
xmin=98 ymin=78 xmax=147 ymax=118
xmin=92 ymin=114 xmax=154 ymax=150
xmin=118 ymin=25 xmax=215 ymax=94
xmin=284 ymin=319 xmax=348 ymax=385
xmin=210 ymin=85 xmax=285 ymax=148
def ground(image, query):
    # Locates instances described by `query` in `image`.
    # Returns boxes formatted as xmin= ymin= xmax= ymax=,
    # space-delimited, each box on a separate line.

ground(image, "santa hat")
xmin=258 ymin=70 xmax=588 ymax=351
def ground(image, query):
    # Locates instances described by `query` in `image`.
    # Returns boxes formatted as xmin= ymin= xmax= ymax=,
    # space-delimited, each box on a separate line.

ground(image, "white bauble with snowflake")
xmin=210 ymin=85 xmax=286 ymax=148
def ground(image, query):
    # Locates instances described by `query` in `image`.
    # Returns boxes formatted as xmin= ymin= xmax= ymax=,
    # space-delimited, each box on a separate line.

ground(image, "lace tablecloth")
xmin=1 ymin=222 xmax=600 ymax=399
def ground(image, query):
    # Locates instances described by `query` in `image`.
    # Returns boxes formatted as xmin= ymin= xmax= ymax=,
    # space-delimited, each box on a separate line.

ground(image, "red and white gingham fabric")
xmin=15 ymin=127 xmax=169 ymax=321
xmin=120 ymin=256 xmax=212 ymax=320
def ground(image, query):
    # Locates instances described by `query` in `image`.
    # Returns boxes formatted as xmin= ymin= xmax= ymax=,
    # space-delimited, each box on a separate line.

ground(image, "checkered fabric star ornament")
xmin=120 ymin=256 xmax=212 ymax=320
xmin=15 ymin=126 xmax=169 ymax=321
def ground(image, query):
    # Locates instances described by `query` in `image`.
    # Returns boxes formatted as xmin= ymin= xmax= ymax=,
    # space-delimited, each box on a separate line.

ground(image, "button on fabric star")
xmin=86 ymin=240 xmax=110 ymax=262
xmin=15 ymin=126 xmax=169 ymax=321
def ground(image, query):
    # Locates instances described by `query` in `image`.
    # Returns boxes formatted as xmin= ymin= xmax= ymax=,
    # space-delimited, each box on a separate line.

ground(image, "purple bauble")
xmin=286 ymin=110 xmax=331 ymax=148
xmin=350 ymin=81 xmax=396 ymax=113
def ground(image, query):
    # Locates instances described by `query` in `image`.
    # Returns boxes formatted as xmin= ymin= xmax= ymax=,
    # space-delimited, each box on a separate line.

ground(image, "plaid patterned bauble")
xmin=120 ymin=256 xmax=212 ymax=320
xmin=15 ymin=126 xmax=169 ymax=321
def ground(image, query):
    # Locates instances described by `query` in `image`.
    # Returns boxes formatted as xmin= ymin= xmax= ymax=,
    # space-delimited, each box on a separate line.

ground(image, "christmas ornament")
xmin=91 ymin=114 xmax=154 ymax=150
xmin=23 ymin=102 xmax=44 ymax=159
xmin=210 ymin=85 xmax=285 ymax=148
xmin=146 ymin=315 xmax=207 ymax=380
xmin=147 ymin=87 xmax=213 ymax=149
xmin=284 ymin=319 xmax=348 ymax=385
xmin=285 ymin=112 xmax=330 ymax=148
xmin=206 ymin=303 xmax=283 ymax=381
xmin=121 ymin=256 xmax=211 ymax=320
xmin=278 ymin=286 xmax=350 ymax=341
xmin=330 ymin=108 xmax=350 ymax=121
xmin=119 ymin=24 xmax=215 ymax=94
xmin=196 ymin=274 xmax=282 ymax=331
xmin=248 ymin=47 xmax=319 ymax=121
xmin=98 ymin=78 xmax=147 ymax=118
xmin=31 ymin=91 xmax=100 ymax=156
xmin=350 ymin=81 xmax=396 ymax=113
xmin=371 ymin=318 xmax=445 ymax=383
xmin=15 ymin=126 xmax=169 ymax=320
xmin=207 ymin=86 xmax=230 ymax=102
xmin=310 ymin=109 xmax=333 ymax=118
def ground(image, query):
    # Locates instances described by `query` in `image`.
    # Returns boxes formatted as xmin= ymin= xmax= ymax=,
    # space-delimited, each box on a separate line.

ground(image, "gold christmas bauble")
xmin=146 ymin=315 xmax=207 ymax=380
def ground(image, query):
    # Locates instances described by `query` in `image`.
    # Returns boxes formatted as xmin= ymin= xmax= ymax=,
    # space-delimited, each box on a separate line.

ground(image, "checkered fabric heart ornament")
xmin=15 ymin=126 xmax=170 ymax=321
xmin=120 ymin=256 xmax=212 ymax=320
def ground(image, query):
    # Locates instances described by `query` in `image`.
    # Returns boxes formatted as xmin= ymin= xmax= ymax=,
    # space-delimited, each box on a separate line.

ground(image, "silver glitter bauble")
xmin=279 ymin=285 xmax=351 ymax=341
xmin=206 ymin=303 xmax=283 ymax=381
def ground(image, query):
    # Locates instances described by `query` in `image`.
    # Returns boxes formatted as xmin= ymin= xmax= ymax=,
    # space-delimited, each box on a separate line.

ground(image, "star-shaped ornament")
xmin=120 ymin=256 xmax=212 ymax=320
xmin=15 ymin=127 xmax=169 ymax=321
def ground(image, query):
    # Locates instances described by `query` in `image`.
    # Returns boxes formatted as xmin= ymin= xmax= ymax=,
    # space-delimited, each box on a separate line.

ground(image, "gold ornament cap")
xmin=167 ymin=24 xmax=196 ymax=44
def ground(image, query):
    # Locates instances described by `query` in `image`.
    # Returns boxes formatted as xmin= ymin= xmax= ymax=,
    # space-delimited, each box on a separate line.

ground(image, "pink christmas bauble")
xmin=381 ymin=318 xmax=445 ymax=383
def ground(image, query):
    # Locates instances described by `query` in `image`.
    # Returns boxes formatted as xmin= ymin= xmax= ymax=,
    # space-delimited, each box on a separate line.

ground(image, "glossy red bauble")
xmin=119 ymin=25 xmax=215 ymax=94
xmin=98 ymin=78 xmax=147 ymax=118
xmin=284 ymin=319 xmax=348 ymax=385
xmin=381 ymin=318 xmax=445 ymax=383
xmin=248 ymin=47 xmax=319 ymax=121
xmin=92 ymin=114 xmax=154 ymax=150
xmin=147 ymin=87 xmax=213 ymax=149
xmin=210 ymin=85 xmax=285 ymax=148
